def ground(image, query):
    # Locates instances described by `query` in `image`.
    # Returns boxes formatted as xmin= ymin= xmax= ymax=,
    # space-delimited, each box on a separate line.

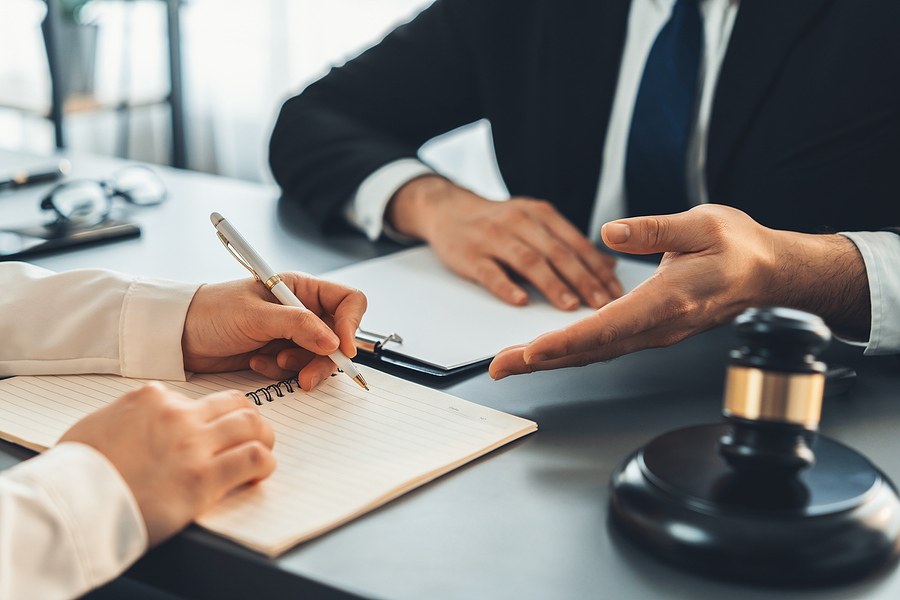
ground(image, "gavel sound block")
xmin=609 ymin=307 xmax=900 ymax=585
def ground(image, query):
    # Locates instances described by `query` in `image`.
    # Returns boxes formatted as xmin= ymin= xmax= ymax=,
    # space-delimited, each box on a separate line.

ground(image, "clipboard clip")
xmin=355 ymin=328 xmax=403 ymax=355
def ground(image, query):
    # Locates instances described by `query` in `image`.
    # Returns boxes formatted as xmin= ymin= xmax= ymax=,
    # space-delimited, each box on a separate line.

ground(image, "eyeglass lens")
xmin=108 ymin=167 xmax=167 ymax=206
xmin=45 ymin=181 xmax=111 ymax=227
xmin=42 ymin=166 xmax=167 ymax=227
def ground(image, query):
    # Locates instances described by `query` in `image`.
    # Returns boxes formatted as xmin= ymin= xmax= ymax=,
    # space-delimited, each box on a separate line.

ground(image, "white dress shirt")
xmin=0 ymin=262 xmax=200 ymax=600
xmin=342 ymin=0 xmax=900 ymax=355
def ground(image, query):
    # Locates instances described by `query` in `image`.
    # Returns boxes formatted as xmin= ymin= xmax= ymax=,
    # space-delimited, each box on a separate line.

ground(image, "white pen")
xmin=210 ymin=212 xmax=369 ymax=391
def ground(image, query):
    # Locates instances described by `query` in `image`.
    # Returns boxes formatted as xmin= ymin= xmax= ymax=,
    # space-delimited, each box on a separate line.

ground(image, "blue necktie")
xmin=625 ymin=0 xmax=702 ymax=217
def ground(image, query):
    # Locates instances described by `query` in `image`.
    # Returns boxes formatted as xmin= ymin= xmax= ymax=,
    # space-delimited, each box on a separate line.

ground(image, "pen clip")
xmin=216 ymin=231 xmax=260 ymax=281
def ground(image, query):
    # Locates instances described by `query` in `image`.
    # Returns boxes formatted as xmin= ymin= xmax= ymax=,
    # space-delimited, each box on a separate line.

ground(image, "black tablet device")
xmin=0 ymin=219 xmax=140 ymax=260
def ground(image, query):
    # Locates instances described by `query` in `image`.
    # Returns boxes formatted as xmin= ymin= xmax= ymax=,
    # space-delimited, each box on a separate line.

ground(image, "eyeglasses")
xmin=40 ymin=166 xmax=167 ymax=228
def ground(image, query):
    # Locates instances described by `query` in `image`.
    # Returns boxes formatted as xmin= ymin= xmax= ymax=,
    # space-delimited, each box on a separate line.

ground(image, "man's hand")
xmin=181 ymin=272 xmax=366 ymax=391
xmin=387 ymin=176 xmax=624 ymax=310
xmin=59 ymin=382 xmax=277 ymax=547
xmin=490 ymin=205 xmax=870 ymax=379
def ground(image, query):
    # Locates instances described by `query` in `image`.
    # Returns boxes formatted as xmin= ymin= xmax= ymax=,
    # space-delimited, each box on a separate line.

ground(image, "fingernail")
xmin=249 ymin=356 xmax=263 ymax=371
xmin=308 ymin=376 xmax=321 ymax=390
xmin=592 ymin=291 xmax=609 ymax=307
xmin=511 ymin=289 xmax=528 ymax=304
xmin=317 ymin=331 xmax=339 ymax=351
xmin=525 ymin=353 xmax=547 ymax=364
xmin=604 ymin=222 xmax=631 ymax=245
xmin=283 ymin=356 xmax=301 ymax=371
xmin=492 ymin=370 xmax=511 ymax=380
xmin=561 ymin=292 xmax=578 ymax=309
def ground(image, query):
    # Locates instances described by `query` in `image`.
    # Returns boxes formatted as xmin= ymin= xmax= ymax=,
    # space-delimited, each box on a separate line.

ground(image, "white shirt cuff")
xmin=120 ymin=277 xmax=201 ymax=381
xmin=343 ymin=158 xmax=436 ymax=242
xmin=840 ymin=231 xmax=900 ymax=355
xmin=1 ymin=443 xmax=147 ymax=598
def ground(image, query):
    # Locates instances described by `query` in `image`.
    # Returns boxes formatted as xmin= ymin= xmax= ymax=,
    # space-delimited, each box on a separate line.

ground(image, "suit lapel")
xmin=707 ymin=0 xmax=835 ymax=199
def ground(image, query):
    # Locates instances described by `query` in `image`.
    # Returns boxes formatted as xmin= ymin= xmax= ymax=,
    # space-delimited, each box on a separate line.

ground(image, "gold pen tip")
xmin=353 ymin=374 xmax=369 ymax=391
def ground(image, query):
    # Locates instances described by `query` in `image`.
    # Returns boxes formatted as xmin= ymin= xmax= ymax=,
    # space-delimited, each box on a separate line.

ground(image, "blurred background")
xmin=0 ymin=0 xmax=507 ymax=198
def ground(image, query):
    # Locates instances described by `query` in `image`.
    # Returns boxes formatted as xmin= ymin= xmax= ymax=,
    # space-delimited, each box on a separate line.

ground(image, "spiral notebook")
xmin=0 ymin=365 xmax=536 ymax=557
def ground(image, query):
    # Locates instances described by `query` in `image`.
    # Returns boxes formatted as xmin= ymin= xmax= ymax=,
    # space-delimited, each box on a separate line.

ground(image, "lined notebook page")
xmin=0 ymin=365 xmax=536 ymax=557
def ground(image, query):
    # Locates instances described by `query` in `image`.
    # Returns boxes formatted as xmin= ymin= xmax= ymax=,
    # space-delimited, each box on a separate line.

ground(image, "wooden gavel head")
xmin=718 ymin=307 xmax=832 ymax=475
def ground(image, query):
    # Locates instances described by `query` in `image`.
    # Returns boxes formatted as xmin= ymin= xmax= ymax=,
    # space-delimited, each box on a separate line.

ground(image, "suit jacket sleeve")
xmin=268 ymin=0 xmax=485 ymax=229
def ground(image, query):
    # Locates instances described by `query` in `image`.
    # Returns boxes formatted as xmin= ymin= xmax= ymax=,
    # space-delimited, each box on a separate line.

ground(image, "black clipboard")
xmin=352 ymin=328 xmax=490 ymax=378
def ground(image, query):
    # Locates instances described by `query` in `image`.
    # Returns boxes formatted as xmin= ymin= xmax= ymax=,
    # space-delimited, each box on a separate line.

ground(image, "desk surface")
xmin=2 ymin=149 xmax=900 ymax=600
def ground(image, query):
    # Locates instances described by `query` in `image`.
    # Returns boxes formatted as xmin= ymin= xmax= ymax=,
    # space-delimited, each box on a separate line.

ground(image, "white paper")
xmin=325 ymin=247 xmax=657 ymax=370
xmin=0 ymin=367 xmax=536 ymax=556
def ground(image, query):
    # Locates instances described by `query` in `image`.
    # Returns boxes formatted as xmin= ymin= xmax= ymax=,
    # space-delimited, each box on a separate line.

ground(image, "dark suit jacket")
xmin=269 ymin=0 xmax=900 ymax=235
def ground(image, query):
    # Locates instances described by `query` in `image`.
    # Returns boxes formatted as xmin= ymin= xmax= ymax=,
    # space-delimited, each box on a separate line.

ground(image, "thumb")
xmin=601 ymin=208 xmax=715 ymax=255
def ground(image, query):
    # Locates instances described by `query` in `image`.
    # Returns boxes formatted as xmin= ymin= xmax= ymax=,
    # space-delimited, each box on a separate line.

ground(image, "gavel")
xmin=609 ymin=307 xmax=900 ymax=585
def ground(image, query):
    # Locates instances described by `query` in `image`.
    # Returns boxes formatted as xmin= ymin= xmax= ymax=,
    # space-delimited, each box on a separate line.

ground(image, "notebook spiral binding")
xmin=245 ymin=377 xmax=299 ymax=405
xmin=245 ymin=371 xmax=341 ymax=405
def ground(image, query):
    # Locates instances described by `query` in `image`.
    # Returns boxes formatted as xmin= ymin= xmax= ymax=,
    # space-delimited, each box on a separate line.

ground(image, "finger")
xmin=601 ymin=208 xmax=717 ymax=255
xmin=251 ymin=347 xmax=336 ymax=390
xmin=207 ymin=406 xmax=275 ymax=451
xmin=491 ymin=344 xmax=577 ymax=377
xmin=208 ymin=440 xmax=277 ymax=493
xmin=280 ymin=272 xmax=368 ymax=338
xmin=329 ymin=289 xmax=366 ymax=358
xmin=523 ymin=325 xmax=690 ymax=371
xmin=467 ymin=257 xmax=529 ymax=306
xmin=516 ymin=226 xmax=615 ymax=308
xmin=490 ymin=341 xmax=615 ymax=378
xmin=489 ymin=345 xmax=529 ymax=380
xmin=136 ymin=381 xmax=189 ymax=403
xmin=508 ymin=214 xmax=611 ymax=306
xmin=249 ymin=353 xmax=299 ymax=381
xmin=526 ymin=204 xmax=624 ymax=298
xmin=523 ymin=276 xmax=676 ymax=361
xmin=246 ymin=341 xmax=310 ymax=372
xmin=295 ymin=355 xmax=338 ymax=391
xmin=252 ymin=302 xmax=340 ymax=356
xmin=494 ymin=345 xmax=614 ymax=376
xmin=492 ymin=321 xmax=683 ymax=377
xmin=568 ymin=246 xmax=624 ymax=301
xmin=275 ymin=346 xmax=316 ymax=373
xmin=253 ymin=338 xmax=295 ymax=357
xmin=495 ymin=239 xmax=581 ymax=310
xmin=197 ymin=389 xmax=257 ymax=422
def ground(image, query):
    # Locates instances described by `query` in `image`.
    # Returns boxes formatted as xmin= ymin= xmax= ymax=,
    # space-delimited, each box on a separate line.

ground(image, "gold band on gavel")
xmin=722 ymin=365 xmax=825 ymax=429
